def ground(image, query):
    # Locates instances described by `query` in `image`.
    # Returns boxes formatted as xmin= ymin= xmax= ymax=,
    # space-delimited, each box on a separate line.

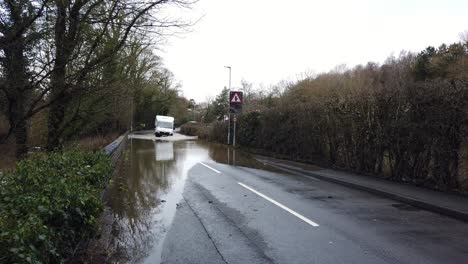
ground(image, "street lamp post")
xmin=224 ymin=66 xmax=231 ymax=145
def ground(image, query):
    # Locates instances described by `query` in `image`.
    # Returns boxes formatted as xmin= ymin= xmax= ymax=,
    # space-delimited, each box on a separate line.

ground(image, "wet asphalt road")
xmin=101 ymin=134 xmax=468 ymax=264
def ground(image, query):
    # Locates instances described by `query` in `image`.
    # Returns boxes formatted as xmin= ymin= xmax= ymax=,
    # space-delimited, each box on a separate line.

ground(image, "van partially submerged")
xmin=154 ymin=115 xmax=174 ymax=137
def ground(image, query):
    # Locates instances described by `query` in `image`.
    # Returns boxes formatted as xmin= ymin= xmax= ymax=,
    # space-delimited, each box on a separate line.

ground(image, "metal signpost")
xmin=229 ymin=91 xmax=243 ymax=147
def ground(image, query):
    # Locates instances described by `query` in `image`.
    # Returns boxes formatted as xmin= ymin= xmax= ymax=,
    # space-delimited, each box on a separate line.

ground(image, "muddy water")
xmin=95 ymin=136 xmax=272 ymax=264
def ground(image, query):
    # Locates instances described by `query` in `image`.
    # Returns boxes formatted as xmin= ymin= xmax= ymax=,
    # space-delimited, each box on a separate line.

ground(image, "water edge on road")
xmin=82 ymin=136 xmax=275 ymax=263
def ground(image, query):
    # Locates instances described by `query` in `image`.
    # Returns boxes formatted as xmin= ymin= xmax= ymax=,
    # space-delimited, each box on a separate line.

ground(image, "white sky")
xmin=161 ymin=0 xmax=468 ymax=102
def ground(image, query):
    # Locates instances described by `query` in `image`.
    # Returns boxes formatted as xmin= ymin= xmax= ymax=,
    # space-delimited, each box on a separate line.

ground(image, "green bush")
xmin=0 ymin=150 xmax=112 ymax=263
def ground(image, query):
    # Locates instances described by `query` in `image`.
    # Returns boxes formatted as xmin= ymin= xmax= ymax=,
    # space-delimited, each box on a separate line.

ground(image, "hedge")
xmin=0 ymin=150 xmax=112 ymax=263
xmin=236 ymin=80 xmax=467 ymax=191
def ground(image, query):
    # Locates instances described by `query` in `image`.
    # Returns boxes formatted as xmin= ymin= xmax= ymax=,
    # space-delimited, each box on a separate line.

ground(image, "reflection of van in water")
xmin=155 ymin=115 xmax=174 ymax=137
xmin=154 ymin=141 xmax=174 ymax=161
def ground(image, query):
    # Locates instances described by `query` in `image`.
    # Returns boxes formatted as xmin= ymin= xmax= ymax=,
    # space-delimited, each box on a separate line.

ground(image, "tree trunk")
xmin=46 ymin=62 xmax=68 ymax=150
xmin=47 ymin=96 xmax=66 ymax=151
xmin=46 ymin=2 xmax=68 ymax=151
xmin=11 ymin=101 xmax=28 ymax=158
xmin=3 ymin=36 xmax=30 ymax=158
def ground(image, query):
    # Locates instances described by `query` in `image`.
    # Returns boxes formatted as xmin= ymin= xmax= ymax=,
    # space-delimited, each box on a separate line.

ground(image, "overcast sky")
xmin=161 ymin=0 xmax=468 ymax=102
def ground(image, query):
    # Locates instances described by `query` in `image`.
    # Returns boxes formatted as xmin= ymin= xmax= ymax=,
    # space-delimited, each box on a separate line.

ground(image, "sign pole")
xmin=229 ymin=90 xmax=243 ymax=148
xmin=233 ymin=115 xmax=237 ymax=147
xmin=227 ymin=112 xmax=231 ymax=145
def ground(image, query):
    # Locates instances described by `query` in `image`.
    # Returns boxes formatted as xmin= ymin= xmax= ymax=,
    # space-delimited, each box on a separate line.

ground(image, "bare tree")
xmin=45 ymin=0 xmax=195 ymax=150
xmin=0 ymin=0 xmax=196 ymax=156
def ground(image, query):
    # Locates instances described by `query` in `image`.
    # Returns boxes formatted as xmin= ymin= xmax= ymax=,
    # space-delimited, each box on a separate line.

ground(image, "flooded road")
xmin=84 ymin=133 xmax=468 ymax=264
xmin=99 ymin=136 xmax=271 ymax=263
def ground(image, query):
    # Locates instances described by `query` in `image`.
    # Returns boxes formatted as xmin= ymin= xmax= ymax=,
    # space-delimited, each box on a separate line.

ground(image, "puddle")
xmin=198 ymin=141 xmax=284 ymax=172
xmin=85 ymin=135 xmax=277 ymax=263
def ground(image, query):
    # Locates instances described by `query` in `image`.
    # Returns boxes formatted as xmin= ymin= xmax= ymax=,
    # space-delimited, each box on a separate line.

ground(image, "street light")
xmin=224 ymin=66 xmax=231 ymax=90
xmin=224 ymin=66 xmax=231 ymax=145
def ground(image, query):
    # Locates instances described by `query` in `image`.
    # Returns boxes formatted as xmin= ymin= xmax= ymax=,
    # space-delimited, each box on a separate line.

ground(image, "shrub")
xmin=0 ymin=150 xmax=112 ymax=263
xmin=180 ymin=121 xmax=228 ymax=144
xmin=209 ymin=121 xmax=228 ymax=143
xmin=180 ymin=122 xmax=212 ymax=139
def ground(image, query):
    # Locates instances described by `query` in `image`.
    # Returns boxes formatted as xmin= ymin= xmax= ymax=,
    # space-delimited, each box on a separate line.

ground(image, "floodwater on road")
xmin=78 ymin=134 xmax=468 ymax=264
xmin=88 ymin=135 xmax=273 ymax=264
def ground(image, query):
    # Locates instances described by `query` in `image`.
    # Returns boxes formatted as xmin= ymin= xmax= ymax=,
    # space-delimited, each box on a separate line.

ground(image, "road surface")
xmin=92 ymin=133 xmax=468 ymax=264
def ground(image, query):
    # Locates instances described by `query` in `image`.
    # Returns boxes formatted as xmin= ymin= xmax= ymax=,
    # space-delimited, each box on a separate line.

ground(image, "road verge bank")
xmin=0 ymin=131 xmax=128 ymax=263
xmin=70 ymin=131 xmax=129 ymax=263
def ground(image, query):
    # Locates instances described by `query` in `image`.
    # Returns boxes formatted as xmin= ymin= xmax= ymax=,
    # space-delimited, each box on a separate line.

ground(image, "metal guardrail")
xmin=103 ymin=131 xmax=129 ymax=167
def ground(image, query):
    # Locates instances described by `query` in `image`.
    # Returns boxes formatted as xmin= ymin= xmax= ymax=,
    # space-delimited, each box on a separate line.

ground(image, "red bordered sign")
xmin=229 ymin=91 xmax=243 ymax=105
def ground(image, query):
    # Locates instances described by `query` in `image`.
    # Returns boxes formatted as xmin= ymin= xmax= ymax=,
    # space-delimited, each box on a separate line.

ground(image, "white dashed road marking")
xmin=238 ymin=182 xmax=320 ymax=227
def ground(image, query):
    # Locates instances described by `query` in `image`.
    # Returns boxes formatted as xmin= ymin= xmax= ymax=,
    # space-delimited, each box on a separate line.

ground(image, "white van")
xmin=155 ymin=115 xmax=174 ymax=137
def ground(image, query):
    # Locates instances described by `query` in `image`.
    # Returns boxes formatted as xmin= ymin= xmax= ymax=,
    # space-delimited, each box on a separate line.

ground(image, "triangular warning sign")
xmin=230 ymin=91 xmax=243 ymax=105
xmin=231 ymin=93 xmax=241 ymax=103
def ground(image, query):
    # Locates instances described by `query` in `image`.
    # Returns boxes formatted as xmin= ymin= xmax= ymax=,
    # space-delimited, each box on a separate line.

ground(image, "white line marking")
xmin=238 ymin=182 xmax=319 ymax=227
xmin=199 ymin=162 xmax=221 ymax=174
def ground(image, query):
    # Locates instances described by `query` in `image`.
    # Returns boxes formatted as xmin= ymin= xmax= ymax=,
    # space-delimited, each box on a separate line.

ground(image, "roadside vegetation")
xmin=182 ymin=39 xmax=468 ymax=192
xmin=0 ymin=150 xmax=112 ymax=263
xmin=0 ymin=1 xmax=195 ymax=262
